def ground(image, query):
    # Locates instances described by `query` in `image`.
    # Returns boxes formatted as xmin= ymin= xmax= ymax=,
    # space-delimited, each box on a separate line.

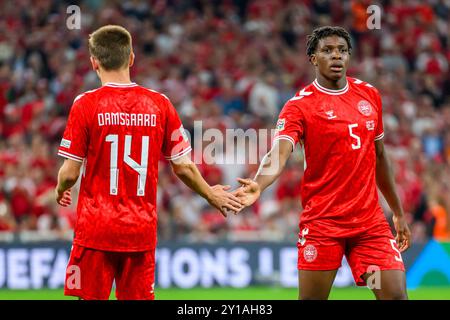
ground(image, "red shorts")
xmin=64 ymin=245 xmax=155 ymax=300
xmin=297 ymin=220 xmax=405 ymax=286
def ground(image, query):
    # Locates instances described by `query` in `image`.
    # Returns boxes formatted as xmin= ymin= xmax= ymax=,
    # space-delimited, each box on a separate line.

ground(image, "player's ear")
xmin=129 ymin=51 xmax=135 ymax=68
xmin=310 ymin=54 xmax=318 ymax=66
xmin=90 ymin=56 xmax=99 ymax=71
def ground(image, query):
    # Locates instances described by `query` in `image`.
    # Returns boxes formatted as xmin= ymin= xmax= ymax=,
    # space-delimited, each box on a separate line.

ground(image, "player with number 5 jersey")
xmin=55 ymin=25 xmax=243 ymax=300
xmin=234 ymin=26 xmax=411 ymax=300
xmin=275 ymin=76 xmax=385 ymax=232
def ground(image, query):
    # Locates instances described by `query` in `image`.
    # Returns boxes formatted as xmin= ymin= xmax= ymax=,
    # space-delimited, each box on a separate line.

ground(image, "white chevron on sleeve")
xmin=353 ymin=78 xmax=374 ymax=87
xmin=290 ymin=88 xmax=313 ymax=101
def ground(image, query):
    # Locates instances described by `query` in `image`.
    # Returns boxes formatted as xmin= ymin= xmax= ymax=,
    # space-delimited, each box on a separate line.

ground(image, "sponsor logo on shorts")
xmin=303 ymin=244 xmax=317 ymax=262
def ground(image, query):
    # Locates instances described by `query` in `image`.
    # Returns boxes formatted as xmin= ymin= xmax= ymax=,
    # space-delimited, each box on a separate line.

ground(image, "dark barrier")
xmin=0 ymin=240 xmax=446 ymax=290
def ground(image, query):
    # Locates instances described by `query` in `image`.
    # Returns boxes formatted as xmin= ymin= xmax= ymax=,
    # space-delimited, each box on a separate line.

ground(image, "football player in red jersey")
xmin=55 ymin=25 xmax=242 ymax=300
xmin=234 ymin=26 xmax=411 ymax=300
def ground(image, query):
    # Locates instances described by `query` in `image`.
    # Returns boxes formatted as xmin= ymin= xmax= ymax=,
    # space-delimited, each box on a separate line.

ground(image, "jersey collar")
xmin=104 ymin=82 xmax=138 ymax=87
xmin=313 ymin=78 xmax=349 ymax=95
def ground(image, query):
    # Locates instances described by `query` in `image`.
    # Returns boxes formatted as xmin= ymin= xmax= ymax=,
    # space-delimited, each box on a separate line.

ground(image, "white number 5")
xmin=390 ymin=239 xmax=403 ymax=262
xmin=348 ymin=124 xmax=361 ymax=150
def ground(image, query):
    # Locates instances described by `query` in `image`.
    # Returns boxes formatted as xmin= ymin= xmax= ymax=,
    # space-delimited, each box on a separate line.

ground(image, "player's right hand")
xmin=208 ymin=185 xmax=243 ymax=217
xmin=393 ymin=214 xmax=411 ymax=252
xmin=56 ymin=189 xmax=72 ymax=207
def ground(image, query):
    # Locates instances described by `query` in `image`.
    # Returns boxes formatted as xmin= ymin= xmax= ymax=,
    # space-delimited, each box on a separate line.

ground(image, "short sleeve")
xmin=272 ymin=102 xmax=304 ymax=150
xmin=374 ymin=91 xmax=384 ymax=141
xmin=162 ymin=99 xmax=192 ymax=160
xmin=57 ymin=95 xmax=89 ymax=162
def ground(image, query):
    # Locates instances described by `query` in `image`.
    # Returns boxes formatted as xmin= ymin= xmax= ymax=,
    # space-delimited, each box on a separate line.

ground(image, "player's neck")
xmin=98 ymin=69 xmax=133 ymax=86
xmin=315 ymin=75 xmax=347 ymax=90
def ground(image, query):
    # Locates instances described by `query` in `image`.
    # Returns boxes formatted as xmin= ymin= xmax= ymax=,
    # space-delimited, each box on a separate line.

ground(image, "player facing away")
xmin=55 ymin=25 xmax=242 ymax=300
xmin=234 ymin=26 xmax=411 ymax=300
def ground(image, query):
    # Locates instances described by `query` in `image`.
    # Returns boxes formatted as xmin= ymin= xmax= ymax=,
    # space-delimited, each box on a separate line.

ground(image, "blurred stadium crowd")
xmin=0 ymin=0 xmax=449 ymax=243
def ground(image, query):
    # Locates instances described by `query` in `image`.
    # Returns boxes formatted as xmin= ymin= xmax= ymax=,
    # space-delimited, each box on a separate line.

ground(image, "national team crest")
xmin=303 ymin=244 xmax=317 ymax=262
xmin=358 ymin=100 xmax=372 ymax=116
xmin=276 ymin=118 xmax=285 ymax=131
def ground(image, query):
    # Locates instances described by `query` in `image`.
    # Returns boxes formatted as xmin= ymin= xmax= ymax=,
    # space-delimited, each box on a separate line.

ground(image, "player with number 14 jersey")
xmin=58 ymin=83 xmax=191 ymax=252
xmin=56 ymin=25 xmax=242 ymax=300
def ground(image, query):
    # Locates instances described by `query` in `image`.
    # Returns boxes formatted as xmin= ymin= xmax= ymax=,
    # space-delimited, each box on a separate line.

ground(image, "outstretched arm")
xmin=170 ymin=154 xmax=242 ymax=216
xmin=375 ymin=139 xmax=411 ymax=252
xmin=55 ymin=159 xmax=82 ymax=206
xmin=235 ymin=139 xmax=293 ymax=208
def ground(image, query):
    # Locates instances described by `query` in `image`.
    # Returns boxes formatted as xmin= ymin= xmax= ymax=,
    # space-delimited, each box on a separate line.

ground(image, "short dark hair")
xmin=88 ymin=25 xmax=132 ymax=71
xmin=306 ymin=26 xmax=352 ymax=58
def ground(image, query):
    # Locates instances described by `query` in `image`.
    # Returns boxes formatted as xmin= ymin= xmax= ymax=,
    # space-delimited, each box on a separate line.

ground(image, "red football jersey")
xmin=58 ymin=82 xmax=191 ymax=251
xmin=273 ymin=77 xmax=386 ymax=237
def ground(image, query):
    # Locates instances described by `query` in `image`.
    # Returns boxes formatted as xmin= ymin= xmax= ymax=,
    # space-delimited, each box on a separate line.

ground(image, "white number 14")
xmin=105 ymin=134 xmax=149 ymax=196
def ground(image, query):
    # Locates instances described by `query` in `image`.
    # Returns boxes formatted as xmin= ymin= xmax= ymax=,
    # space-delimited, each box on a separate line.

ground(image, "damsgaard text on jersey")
xmin=98 ymin=112 xmax=157 ymax=127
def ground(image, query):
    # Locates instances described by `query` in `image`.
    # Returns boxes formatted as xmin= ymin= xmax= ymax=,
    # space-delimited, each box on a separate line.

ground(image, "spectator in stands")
xmin=0 ymin=0 xmax=449 ymax=243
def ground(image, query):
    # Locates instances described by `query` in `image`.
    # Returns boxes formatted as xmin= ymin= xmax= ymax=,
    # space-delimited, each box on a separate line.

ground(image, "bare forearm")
xmin=376 ymin=152 xmax=404 ymax=217
xmin=172 ymin=163 xmax=212 ymax=201
xmin=254 ymin=142 xmax=291 ymax=192
xmin=56 ymin=168 xmax=79 ymax=193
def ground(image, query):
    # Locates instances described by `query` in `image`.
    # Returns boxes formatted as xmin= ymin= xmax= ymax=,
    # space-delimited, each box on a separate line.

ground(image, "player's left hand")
xmin=56 ymin=189 xmax=72 ymax=207
xmin=393 ymin=214 xmax=411 ymax=252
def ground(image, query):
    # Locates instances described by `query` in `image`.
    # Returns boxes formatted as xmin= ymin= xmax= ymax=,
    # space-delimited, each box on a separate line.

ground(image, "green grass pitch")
xmin=1 ymin=287 xmax=450 ymax=300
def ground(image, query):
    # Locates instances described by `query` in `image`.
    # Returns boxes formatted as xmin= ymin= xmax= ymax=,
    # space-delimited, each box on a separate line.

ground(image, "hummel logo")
xmin=326 ymin=110 xmax=337 ymax=119
xmin=298 ymin=227 xmax=309 ymax=246
xmin=302 ymin=228 xmax=309 ymax=237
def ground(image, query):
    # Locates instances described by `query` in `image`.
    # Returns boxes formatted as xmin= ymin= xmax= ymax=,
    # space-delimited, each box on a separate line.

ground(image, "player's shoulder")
xmin=283 ymin=82 xmax=316 ymax=110
xmin=136 ymin=85 xmax=171 ymax=104
xmin=348 ymin=77 xmax=380 ymax=97
xmin=72 ymin=86 xmax=104 ymax=105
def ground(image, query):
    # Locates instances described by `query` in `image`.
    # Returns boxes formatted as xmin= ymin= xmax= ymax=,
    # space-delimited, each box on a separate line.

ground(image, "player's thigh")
xmin=297 ymin=228 xmax=344 ymax=300
xmin=346 ymin=221 xmax=405 ymax=287
xmin=298 ymin=270 xmax=338 ymax=300
xmin=114 ymin=249 xmax=156 ymax=300
xmin=362 ymin=270 xmax=408 ymax=300
xmin=64 ymin=245 xmax=116 ymax=300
